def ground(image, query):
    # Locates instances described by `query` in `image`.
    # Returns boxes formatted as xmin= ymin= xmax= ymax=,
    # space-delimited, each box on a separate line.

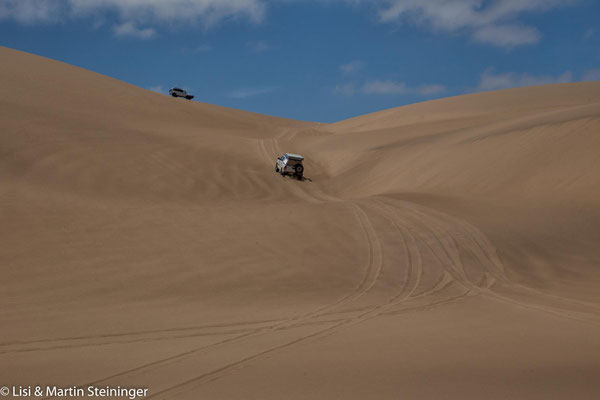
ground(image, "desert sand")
xmin=1 ymin=46 xmax=599 ymax=399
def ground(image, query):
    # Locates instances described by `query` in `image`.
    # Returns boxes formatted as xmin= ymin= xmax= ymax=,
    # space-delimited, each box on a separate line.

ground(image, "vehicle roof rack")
xmin=284 ymin=153 xmax=304 ymax=161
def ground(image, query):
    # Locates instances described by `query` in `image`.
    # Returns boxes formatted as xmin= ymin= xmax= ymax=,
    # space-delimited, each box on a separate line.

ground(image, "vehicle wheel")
xmin=171 ymin=93 xmax=177 ymax=97
xmin=275 ymin=166 xmax=279 ymax=173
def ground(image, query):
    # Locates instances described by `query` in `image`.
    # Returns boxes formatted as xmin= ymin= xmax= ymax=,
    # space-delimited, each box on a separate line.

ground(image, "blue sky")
xmin=1 ymin=0 xmax=599 ymax=122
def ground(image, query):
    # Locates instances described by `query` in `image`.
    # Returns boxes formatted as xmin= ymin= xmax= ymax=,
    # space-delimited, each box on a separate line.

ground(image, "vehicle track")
xmin=141 ymin=196 xmax=482 ymax=398
xmin=402 ymin=201 xmax=600 ymax=323
xmin=132 ymin=136 xmax=484 ymax=398
xmin=403 ymin=201 xmax=600 ymax=312
xmin=377 ymin=198 xmax=490 ymax=293
xmin=40 ymin=188 xmax=386 ymax=399
xmin=380 ymin=198 xmax=600 ymax=325
xmin=146 ymin=289 xmax=472 ymax=400
xmin=42 ymin=126 xmax=547 ymax=399
xmin=0 ymin=321 xmax=279 ymax=355
xmin=144 ymin=203 xmax=473 ymax=399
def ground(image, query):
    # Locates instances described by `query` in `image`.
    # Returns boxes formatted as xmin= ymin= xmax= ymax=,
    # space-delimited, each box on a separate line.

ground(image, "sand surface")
xmin=1 ymin=46 xmax=599 ymax=399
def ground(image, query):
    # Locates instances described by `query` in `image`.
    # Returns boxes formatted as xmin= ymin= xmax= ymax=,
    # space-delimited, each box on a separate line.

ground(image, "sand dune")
xmin=1 ymin=46 xmax=599 ymax=399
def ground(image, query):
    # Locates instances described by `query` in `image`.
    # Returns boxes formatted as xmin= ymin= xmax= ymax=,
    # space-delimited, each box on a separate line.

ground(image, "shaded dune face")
xmin=1 ymin=46 xmax=599 ymax=400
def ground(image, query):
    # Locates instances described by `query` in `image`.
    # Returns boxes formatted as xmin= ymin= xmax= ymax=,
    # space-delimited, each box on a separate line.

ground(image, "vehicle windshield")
xmin=286 ymin=159 xmax=301 ymax=166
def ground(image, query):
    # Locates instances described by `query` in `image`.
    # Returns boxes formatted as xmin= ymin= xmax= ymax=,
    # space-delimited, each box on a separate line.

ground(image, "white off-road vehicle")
xmin=275 ymin=153 xmax=304 ymax=180
xmin=169 ymin=87 xmax=194 ymax=100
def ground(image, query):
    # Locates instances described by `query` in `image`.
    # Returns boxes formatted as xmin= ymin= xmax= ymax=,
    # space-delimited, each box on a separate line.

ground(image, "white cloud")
xmin=377 ymin=0 xmax=574 ymax=48
xmin=68 ymin=0 xmax=265 ymax=27
xmin=0 ymin=0 xmax=265 ymax=31
xmin=582 ymin=68 xmax=600 ymax=82
xmin=114 ymin=21 xmax=156 ymax=39
xmin=148 ymin=85 xmax=165 ymax=93
xmin=333 ymin=83 xmax=357 ymax=97
xmin=472 ymin=24 xmax=540 ymax=47
xmin=228 ymin=87 xmax=276 ymax=99
xmin=362 ymin=80 xmax=447 ymax=95
xmin=334 ymin=80 xmax=446 ymax=96
xmin=362 ymin=80 xmax=408 ymax=95
xmin=476 ymin=68 xmax=573 ymax=91
xmin=340 ymin=60 xmax=366 ymax=74
xmin=0 ymin=0 xmax=583 ymax=49
xmin=0 ymin=0 xmax=65 ymax=23
xmin=246 ymin=40 xmax=273 ymax=53
xmin=416 ymin=84 xmax=446 ymax=95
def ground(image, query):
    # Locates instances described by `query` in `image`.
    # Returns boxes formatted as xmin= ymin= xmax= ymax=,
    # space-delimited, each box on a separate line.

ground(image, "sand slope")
xmin=1 ymin=46 xmax=599 ymax=399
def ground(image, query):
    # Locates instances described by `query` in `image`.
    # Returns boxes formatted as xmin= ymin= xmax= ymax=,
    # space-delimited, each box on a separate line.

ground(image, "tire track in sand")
xmin=380 ymin=197 xmax=600 ymax=325
xmin=144 ymin=203 xmax=476 ymax=399
xmin=42 ymin=197 xmax=385 ymax=400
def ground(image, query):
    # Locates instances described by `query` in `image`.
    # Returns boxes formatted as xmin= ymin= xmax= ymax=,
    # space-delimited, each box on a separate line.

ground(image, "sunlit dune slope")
xmin=303 ymin=82 xmax=600 ymax=204
xmin=292 ymin=81 xmax=600 ymax=300
xmin=0 ymin=46 xmax=312 ymax=204
xmin=1 ymin=46 xmax=599 ymax=400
